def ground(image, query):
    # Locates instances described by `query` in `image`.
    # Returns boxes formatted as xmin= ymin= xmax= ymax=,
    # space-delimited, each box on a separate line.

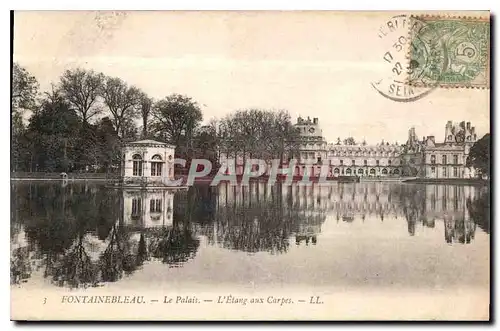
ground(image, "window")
xmin=151 ymin=154 xmax=163 ymax=176
xmin=340 ymin=160 xmax=343 ymax=166
xmin=442 ymin=155 xmax=447 ymax=164
xmin=453 ymin=167 xmax=458 ymax=177
xmin=132 ymin=198 xmax=142 ymax=215
xmin=382 ymin=168 xmax=388 ymax=175
xmin=358 ymin=168 xmax=363 ymax=174
xmin=447 ymin=135 xmax=453 ymax=141
xmin=376 ymin=160 xmax=380 ymax=166
xmin=431 ymin=155 xmax=436 ymax=164
xmin=442 ymin=167 xmax=447 ymax=178
xmin=453 ymin=154 xmax=459 ymax=164
xmin=351 ymin=160 xmax=355 ymax=166
xmin=370 ymin=168 xmax=376 ymax=175
xmin=431 ymin=167 xmax=436 ymax=173
xmin=150 ymin=199 xmax=162 ymax=213
xmin=132 ymin=154 xmax=143 ymax=176
xmin=364 ymin=160 xmax=368 ymax=166
xmin=346 ymin=168 xmax=352 ymax=175
xmin=388 ymin=160 xmax=392 ymax=165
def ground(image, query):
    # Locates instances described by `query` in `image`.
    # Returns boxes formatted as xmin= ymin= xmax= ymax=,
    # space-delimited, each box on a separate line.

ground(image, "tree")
xmin=12 ymin=63 xmax=39 ymax=113
xmin=101 ymin=76 xmax=142 ymax=137
xmin=59 ymin=68 xmax=104 ymax=125
xmin=151 ymin=94 xmax=203 ymax=148
xmin=138 ymin=93 xmax=153 ymax=138
xmin=218 ymin=109 xmax=300 ymax=163
xmin=466 ymin=133 xmax=490 ymax=178
xmin=27 ymin=91 xmax=81 ymax=172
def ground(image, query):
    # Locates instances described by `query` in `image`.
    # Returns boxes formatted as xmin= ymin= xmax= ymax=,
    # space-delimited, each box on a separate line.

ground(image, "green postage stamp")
xmin=408 ymin=15 xmax=490 ymax=88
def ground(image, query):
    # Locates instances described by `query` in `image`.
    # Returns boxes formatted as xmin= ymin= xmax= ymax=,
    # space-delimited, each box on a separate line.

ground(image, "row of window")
xmin=430 ymin=166 xmax=460 ymax=177
xmin=299 ymin=158 xmax=399 ymax=166
xmin=337 ymin=160 xmax=397 ymax=166
xmin=133 ymin=161 xmax=163 ymax=176
xmin=332 ymin=168 xmax=399 ymax=175
xmin=430 ymin=154 xmax=460 ymax=165
xmin=131 ymin=198 xmax=163 ymax=214
xmin=330 ymin=151 xmax=398 ymax=157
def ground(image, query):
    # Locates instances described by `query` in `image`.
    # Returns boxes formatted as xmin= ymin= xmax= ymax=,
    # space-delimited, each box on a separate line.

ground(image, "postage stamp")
xmin=407 ymin=15 xmax=490 ymax=88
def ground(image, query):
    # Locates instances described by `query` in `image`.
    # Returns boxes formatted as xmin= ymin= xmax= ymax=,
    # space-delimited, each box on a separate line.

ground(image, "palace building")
xmin=402 ymin=121 xmax=478 ymax=179
xmin=293 ymin=118 xmax=479 ymax=179
xmin=294 ymin=117 xmax=404 ymax=178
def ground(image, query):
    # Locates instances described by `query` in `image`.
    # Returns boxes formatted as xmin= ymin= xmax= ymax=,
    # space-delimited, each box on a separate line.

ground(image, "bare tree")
xmin=101 ymin=76 xmax=142 ymax=137
xmin=12 ymin=63 xmax=39 ymax=113
xmin=59 ymin=68 xmax=105 ymax=125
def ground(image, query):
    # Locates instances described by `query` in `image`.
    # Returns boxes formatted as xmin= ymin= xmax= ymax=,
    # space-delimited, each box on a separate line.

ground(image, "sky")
xmin=13 ymin=11 xmax=490 ymax=144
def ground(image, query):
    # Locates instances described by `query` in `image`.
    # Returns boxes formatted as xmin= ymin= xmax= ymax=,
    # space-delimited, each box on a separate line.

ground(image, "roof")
xmin=129 ymin=139 xmax=167 ymax=145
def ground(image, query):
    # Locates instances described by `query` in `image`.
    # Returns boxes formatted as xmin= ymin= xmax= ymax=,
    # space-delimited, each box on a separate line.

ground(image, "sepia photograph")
xmin=10 ymin=10 xmax=490 ymax=321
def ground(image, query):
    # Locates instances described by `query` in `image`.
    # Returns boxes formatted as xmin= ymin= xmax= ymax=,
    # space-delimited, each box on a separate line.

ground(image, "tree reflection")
xmin=174 ymin=183 xmax=326 ymax=254
xmin=10 ymin=181 xmax=491 ymax=288
xmin=467 ymin=188 xmax=490 ymax=234
xmin=148 ymin=225 xmax=200 ymax=266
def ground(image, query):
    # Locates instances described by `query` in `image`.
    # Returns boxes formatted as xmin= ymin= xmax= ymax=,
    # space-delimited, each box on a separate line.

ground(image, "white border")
xmin=3 ymin=1 xmax=497 ymax=329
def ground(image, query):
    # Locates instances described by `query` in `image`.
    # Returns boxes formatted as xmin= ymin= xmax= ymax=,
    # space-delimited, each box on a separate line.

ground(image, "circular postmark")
xmin=371 ymin=14 xmax=447 ymax=102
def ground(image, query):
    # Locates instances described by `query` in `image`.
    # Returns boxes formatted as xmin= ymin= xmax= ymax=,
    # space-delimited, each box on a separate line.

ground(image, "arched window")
xmin=382 ymin=168 xmax=388 ymax=175
xmin=334 ymin=168 xmax=340 ymax=174
xmin=358 ymin=168 xmax=363 ymax=174
xmin=132 ymin=154 xmax=143 ymax=176
xmin=151 ymin=154 xmax=163 ymax=176
xmin=346 ymin=168 xmax=352 ymax=175
xmin=393 ymin=169 xmax=400 ymax=175
xmin=370 ymin=168 xmax=376 ymax=175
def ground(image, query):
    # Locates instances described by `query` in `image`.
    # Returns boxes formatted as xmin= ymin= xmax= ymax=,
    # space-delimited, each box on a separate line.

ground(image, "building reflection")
xmin=10 ymin=181 xmax=490 ymax=288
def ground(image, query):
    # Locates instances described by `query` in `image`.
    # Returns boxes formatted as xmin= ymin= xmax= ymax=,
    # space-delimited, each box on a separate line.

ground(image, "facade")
xmin=293 ymin=118 xmax=479 ymax=179
xmin=402 ymin=121 xmax=478 ymax=179
xmin=294 ymin=117 xmax=403 ymax=178
xmin=119 ymin=139 xmax=176 ymax=187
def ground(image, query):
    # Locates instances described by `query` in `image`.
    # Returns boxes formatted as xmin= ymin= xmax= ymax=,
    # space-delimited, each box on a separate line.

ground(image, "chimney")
xmin=446 ymin=121 xmax=452 ymax=127
xmin=471 ymin=126 xmax=476 ymax=134
xmin=466 ymin=122 xmax=471 ymax=130
xmin=313 ymin=117 xmax=318 ymax=125
xmin=429 ymin=136 xmax=435 ymax=144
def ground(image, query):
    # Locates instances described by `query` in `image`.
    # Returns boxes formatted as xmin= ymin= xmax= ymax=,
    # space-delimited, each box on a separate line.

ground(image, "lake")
xmin=10 ymin=181 xmax=490 ymax=319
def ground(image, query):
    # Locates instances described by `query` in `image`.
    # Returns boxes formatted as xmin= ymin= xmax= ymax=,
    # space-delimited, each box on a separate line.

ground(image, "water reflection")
xmin=11 ymin=181 xmax=489 ymax=288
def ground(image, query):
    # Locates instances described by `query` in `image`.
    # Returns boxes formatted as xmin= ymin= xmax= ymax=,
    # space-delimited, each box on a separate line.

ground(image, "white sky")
xmin=13 ymin=11 xmax=490 ymax=144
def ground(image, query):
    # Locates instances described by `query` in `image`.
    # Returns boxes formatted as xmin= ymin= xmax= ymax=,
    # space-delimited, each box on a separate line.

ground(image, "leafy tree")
xmin=466 ymin=133 xmax=490 ymax=178
xmin=27 ymin=91 xmax=81 ymax=172
xmin=101 ymin=76 xmax=142 ymax=137
xmin=59 ymin=68 xmax=104 ymax=125
xmin=151 ymin=94 xmax=203 ymax=147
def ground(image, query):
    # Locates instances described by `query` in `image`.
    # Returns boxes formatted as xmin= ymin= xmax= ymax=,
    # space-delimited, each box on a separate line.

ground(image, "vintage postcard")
xmin=11 ymin=10 xmax=490 ymax=321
